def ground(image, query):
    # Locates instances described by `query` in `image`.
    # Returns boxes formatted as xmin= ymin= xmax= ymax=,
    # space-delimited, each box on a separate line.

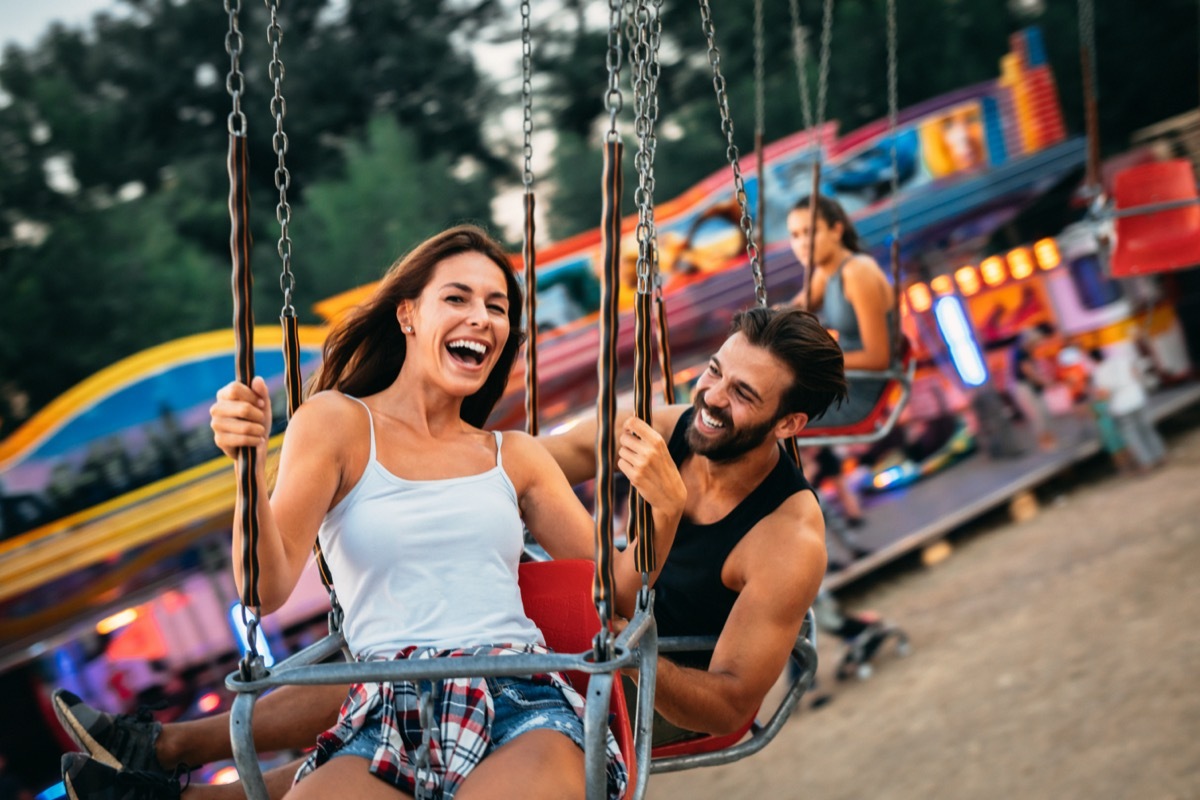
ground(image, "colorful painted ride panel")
xmin=0 ymin=328 xmax=324 ymax=542
xmin=0 ymin=27 xmax=1081 ymax=604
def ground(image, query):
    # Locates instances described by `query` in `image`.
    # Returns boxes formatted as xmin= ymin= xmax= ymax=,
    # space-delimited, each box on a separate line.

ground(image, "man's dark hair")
xmin=730 ymin=306 xmax=848 ymax=420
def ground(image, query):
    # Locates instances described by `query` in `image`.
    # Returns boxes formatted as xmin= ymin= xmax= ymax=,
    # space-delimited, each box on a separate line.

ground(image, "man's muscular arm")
xmin=644 ymin=490 xmax=826 ymax=734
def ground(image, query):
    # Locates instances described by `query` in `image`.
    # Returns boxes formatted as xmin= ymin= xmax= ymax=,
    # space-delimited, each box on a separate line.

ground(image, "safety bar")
xmin=228 ymin=601 xmax=659 ymax=800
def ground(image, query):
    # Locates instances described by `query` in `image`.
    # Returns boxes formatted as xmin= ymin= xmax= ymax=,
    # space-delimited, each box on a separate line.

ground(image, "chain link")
xmin=630 ymin=0 xmax=663 ymax=296
xmin=604 ymin=0 xmax=625 ymax=141
xmin=788 ymin=0 xmax=814 ymax=134
xmin=521 ymin=0 xmax=535 ymax=191
xmin=753 ymin=0 xmax=765 ymax=139
xmin=697 ymin=0 xmax=765 ymax=306
xmin=263 ymin=0 xmax=296 ymax=316
xmin=413 ymin=682 xmax=436 ymax=800
xmin=816 ymin=0 xmax=833 ymax=133
xmin=224 ymin=0 xmax=247 ymax=135
xmin=886 ymin=0 xmax=900 ymax=241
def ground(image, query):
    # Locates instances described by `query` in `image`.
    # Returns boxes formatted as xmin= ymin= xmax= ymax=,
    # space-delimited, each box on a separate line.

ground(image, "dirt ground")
xmin=648 ymin=411 xmax=1200 ymax=800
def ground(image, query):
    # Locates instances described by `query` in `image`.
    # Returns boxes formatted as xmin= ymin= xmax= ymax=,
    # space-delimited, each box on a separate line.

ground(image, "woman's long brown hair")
xmin=309 ymin=225 xmax=525 ymax=428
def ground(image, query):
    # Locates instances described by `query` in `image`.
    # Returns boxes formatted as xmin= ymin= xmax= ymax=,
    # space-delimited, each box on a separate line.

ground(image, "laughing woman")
xmin=209 ymin=225 xmax=685 ymax=800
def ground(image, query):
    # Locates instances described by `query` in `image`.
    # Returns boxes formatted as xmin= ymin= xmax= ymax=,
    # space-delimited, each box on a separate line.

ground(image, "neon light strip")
xmin=934 ymin=296 xmax=989 ymax=387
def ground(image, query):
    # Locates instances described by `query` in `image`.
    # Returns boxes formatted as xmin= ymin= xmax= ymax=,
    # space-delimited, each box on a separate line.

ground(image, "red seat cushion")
xmin=649 ymin=717 xmax=755 ymax=759
xmin=518 ymin=560 xmax=636 ymax=785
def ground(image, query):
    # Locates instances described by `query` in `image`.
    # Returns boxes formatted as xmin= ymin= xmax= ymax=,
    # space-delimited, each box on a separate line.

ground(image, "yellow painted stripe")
xmin=0 ymin=440 xmax=282 ymax=603
xmin=0 ymin=326 xmax=326 ymax=470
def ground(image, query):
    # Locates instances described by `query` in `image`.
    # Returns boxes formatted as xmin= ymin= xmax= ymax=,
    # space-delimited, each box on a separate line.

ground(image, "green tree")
xmin=0 ymin=189 xmax=228 ymax=413
xmin=291 ymin=115 xmax=496 ymax=312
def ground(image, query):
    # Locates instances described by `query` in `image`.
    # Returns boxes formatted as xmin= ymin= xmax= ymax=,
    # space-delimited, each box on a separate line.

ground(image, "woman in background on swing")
xmin=787 ymin=194 xmax=896 ymax=531
xmin=209 ymin=225 xmax=684 ymax=800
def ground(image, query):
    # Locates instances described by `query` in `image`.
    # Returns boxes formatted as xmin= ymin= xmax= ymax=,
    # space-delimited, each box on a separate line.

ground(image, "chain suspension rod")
xmin=604 ymin=0 xmax=625 ymax=141
xmin=696 ymin=0 xmax=765 ymax=307
xmin=520 ymin=0 xmax=540 ymax=436
xmin=753 ymin=0 xmax=767 ymax=263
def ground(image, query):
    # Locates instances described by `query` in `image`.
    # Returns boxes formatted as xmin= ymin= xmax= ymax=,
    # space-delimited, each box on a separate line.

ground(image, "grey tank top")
xmin=822 ymin=256 xmax=895 ymax=355
xmin=317 ymin=396 xmax=543 ymax=659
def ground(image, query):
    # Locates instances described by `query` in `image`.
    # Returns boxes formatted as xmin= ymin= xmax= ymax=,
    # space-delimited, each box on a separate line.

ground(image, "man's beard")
xmin=686 ymin=392 xmax=777 ymax=462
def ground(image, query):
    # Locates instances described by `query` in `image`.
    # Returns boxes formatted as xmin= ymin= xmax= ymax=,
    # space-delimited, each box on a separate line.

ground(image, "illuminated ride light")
xmin=96 ymin=608 xmax=138 ymax=635
xmin=1034 ymin=237 xmax=1060 ymax=270
xmin=906 ymin=283 xmax=933 ymax=313
xmin=954 ymin=266 xmax=981 ymax=296
xmin=980 ymin=256 xmax=1006 ymax=286
xmin=228 ymin=603 xmax=276 ymax=667
xmin=934 ymin=295 xmax=989 ymax=387
xmin=1007 ymin=247 xmax=1035 ymax=280
xmin=930 ymin=275 xmax=954 ymax=296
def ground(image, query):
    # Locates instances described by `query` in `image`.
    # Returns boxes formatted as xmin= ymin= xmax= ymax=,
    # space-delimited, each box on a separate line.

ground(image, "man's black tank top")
xmin=653 ymin=407 xmax=814 ymax=668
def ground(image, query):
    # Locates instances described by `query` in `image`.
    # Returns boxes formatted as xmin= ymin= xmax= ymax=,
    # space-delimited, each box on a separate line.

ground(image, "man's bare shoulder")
xmin=742 ymin=489 xmax=827 ymax=579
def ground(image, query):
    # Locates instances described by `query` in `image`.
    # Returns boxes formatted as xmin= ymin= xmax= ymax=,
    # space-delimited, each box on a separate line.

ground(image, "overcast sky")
xmin=2 ymin=1 xmax=117 ymax=47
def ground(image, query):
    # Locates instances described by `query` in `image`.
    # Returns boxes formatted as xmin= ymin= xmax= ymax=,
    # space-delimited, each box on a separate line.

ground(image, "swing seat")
xmin=648 ymin=612 xmax=818 ymax=773
xmin=794 ymin=337 xmax=916 ymax=445
xmin=1110 ymin=159 xmax=1200 ymax=277
xmin=650 ymin=719 xmax=754 ymax=759
xmin=518 ymin=559 xmax=638 ymax=784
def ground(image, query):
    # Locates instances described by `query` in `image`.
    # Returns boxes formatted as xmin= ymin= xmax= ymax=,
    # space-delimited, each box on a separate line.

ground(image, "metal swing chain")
xmin=630 ymin=0 xmax=663 ymax=298
xmin=265 ymin=0 xmax=296 ymax=320
xmin=788 ymin=0 xmax=815 ymax=136
xmin=629 ymin=0 xmax=664 ymax=587
xmin=754 ymin=0 xmax=765 ymax=142
xmin=224 ymin=0 xmax=265 ymax=673
xmin=886 ymin=0 xmax=904 ymax=363
xmin=753 ymin=0 xmax=767 ymax=261
xmin=413 ymin=680 xmax=436 ymax=800
xmin=604 ymin=0 xmax=625 ymax=143
xmin=1078 ymin=0 xmax=1102 ymax=200
xmin=224 ymin=0 xmax=247 ymax=137
xmin=816 ymin=0 xmax=833 ymax=137
xmin=520 ymin=0 xmax=540 ymax=436
xmin=696 ymin=0 xmax=765 ymax=307
xmin=521 ymin=0 xmax=535 ymax=192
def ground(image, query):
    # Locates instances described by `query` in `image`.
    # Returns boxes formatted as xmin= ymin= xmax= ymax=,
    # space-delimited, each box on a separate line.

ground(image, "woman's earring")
xmin=404 ymin=325 xmax=413 ymax=333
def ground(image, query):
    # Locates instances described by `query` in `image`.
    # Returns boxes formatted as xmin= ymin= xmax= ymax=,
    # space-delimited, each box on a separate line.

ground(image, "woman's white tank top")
xmin=317 ymin=397 xmax=543 ymax=659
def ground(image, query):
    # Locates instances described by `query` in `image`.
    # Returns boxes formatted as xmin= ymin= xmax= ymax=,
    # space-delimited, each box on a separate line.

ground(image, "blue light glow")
xmin=36 ymin=781 xmax=66 ymax=800
xmin=228 ymin=603 xmax=275 ymax=667
xmin=934 ymin=296 xmax=989 ymax=387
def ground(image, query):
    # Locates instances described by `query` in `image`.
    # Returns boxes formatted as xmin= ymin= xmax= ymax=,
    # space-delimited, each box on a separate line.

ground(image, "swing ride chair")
xmin=795 ymin=338 xmax=917 ymax=449
xmin=1071 ymin=0 xmax=1200 ymax=280
xmin=650 ymin=613 xmax=818 ymax=774
xmin=1103 ymin=158 xmax=1200 ymax=278
xmin=219 ymin=1 xmax=824 ymax=796
xmin=226 ymin=563 xmax=659 ymax=800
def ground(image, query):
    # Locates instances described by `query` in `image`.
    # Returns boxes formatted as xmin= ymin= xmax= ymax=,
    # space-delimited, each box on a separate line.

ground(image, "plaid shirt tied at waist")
xmin=294 ymin=643 xmax=627 ymax=800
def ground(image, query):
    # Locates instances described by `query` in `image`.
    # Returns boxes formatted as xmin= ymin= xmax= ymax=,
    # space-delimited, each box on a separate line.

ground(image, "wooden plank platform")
xmin=823 ymin=381 xmax=1200 ymax=591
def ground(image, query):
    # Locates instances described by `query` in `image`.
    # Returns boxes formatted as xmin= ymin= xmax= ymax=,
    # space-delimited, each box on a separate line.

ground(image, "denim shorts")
xmin=331 ymin=676 xmax=586 ymax=761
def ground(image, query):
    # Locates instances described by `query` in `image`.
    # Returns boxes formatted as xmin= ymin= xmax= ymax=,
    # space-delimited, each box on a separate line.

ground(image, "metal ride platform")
xmin=823 ymin=381 xmax=1200 ymax=592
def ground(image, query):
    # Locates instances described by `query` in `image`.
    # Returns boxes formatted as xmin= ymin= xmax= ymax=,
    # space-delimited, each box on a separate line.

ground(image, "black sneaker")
xmin=61 ymin=753 xmax=184 ymax=800
xmin=53 ymin=690 xmax=164 ymax=774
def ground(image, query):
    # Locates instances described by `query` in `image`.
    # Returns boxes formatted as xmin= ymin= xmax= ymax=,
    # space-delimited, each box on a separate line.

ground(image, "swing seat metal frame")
xmin=226 ymin=560 xmax=660 ymax=800
xmin=648 ymin=609 xmax=818 ymax=773
xmin=794 ymin=337 xmax=917 ymax=448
